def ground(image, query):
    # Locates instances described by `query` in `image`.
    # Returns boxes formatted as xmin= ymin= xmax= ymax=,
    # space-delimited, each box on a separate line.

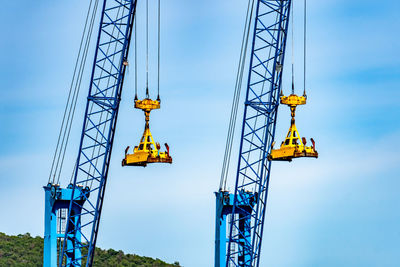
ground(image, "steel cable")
xmin=48 ymin=0 xmax=98 ymax=185
xmin=220 ymin=0 xmax=255 ymax=191
xmin=145 ymin=0 xmax=149 ymax=98
xmin=135 ymin=17 xmax=138 ymax=99
xmin=57 ymin=0 xmax=100 ymax=186
xmin=157 ymin=0 xmax=161 ymax=100
xmin=291 ymin=1 xmax=295 ymax=95
xmin=303 ymin=0 xmax=307 ymax=95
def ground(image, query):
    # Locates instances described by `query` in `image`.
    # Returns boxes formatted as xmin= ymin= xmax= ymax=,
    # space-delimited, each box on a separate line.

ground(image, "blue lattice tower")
xmin=223 ymin=1 xmax=292 ymax=266
xmin=57 ymin=1 xmax=137 ymax=266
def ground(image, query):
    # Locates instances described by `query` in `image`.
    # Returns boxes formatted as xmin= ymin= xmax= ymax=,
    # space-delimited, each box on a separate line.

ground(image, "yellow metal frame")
xmin=122 ymin=98 xmax=172 ymax=167
xmin=268 ymin=94 xmax=318 ymax=161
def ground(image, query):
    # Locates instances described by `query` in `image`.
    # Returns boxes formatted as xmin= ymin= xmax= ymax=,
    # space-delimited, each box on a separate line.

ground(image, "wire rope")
xmin=57 ymin=0 xmax=100 ymax=185
xmin=49 ymin=0 xmax=94 ymax=184
xmin=62 ymin=0 xmax=100 ymax=185
xmin=220 ymin=0 xmax=255 ymax=190
xmin=48 ymin=0 xmax=98 ymax=185
xmin=135 ymin=16 xmax=138 ymax=99
xmin=157 ymin=0 xmax=161 ymax=100
xmin=291 ymin=1 xmax=295 ymax=95
xmin=303 ymin=0 xmax=307 ymax=96
xmin=145 ymin=0 xmax=149 ymax=98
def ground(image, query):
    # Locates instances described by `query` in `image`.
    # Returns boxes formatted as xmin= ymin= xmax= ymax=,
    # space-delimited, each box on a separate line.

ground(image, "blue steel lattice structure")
xmin=215 ymin=191 xmax=256 ymax=267
xmin=44 ymin=184 xmax=88 ymax=267
xmin=224 ymin=1 xmax=292 ymax=266
xmin=59 ymin=1 xmax=137 ymax=266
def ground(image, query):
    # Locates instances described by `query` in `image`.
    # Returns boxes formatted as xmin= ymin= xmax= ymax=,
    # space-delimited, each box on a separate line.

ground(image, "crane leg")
xmin=215 ymin=190 xmax=254 ymax=267
xmin=43 ymin=184 xmax=87 ymax=267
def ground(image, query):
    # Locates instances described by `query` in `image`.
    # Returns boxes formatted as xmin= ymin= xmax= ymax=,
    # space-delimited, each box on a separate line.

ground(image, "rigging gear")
xmin=268 ymin=93 xmax=318 ymax=161
xmin=122 ymin=98 xmax=172 ymax=167
xmin=122 ymin=0 xmax=170 ymax=167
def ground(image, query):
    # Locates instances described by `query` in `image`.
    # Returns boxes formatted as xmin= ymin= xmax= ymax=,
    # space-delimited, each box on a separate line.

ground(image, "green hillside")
xmin=0 ymin=232 xmax=180 ymax=267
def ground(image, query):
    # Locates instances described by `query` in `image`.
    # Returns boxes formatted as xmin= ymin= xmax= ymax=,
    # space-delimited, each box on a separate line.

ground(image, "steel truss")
xmin=226 ymin=1 xmax=292 ymax=266
xmin=60 ymin=1 xmax=137 ymax=266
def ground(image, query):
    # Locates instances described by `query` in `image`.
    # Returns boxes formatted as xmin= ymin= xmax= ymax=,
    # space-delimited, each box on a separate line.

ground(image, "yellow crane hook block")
xmin=268 ymin=94 xmax=318 ymax=162
xmin=122 ymin=98 xmax=172 ymax=167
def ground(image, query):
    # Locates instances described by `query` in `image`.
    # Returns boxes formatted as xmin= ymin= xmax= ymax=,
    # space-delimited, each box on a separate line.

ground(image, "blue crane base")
xmin=215 ymin=190 xmax=256 ymax=267
xmin=43 ymin=184 xmax=88 ymax=267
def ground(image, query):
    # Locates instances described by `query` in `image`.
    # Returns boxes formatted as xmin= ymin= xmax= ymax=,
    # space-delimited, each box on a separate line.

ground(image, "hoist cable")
xmin=157 ymin=0 xmax=161 ymax=100
xmin=59 ymin=0 xmax=99 ymax=185
xmin=303 ymin=0 xmax=307 ymax=96
xmin=49 ymin=0 xmax=95 ymax=184
xmin=291 ymin=2 xmax=295 ymax=95
xmin=135 ymin=17 xmax=138 ymax=99
xmin=220 ymin=0 xmax=255 ymax=191
xmin=48 ymin=0 xmax=97 ymax=185
xmin=58 ymin=0 xmax=99 ymax=185
xmin=221 ymin=0 xmax=253 ymax=190
xmin=145 ymin=0 xmax=149 ymax=98
xmin=224 ymin=0 xmax=256 ymax=191
xmin=57 ymin=0 xmax=100 ymax=186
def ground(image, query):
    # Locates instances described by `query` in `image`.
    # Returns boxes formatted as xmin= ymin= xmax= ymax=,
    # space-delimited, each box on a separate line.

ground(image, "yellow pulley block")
xmin=122 ymin=98 xmax=172 ymax=167
xmin=268 ymin=93 xmax=318 ymax=161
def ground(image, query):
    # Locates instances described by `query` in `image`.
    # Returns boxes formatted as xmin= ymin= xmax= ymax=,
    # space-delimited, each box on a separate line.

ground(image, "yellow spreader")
xmin=268 ymin=94 xmax=318 ymax=161
xmin=122 ymin=98 xmax=172 ymax=167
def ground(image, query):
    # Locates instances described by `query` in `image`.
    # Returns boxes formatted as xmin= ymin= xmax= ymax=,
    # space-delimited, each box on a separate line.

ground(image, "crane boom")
xmin=225 ymin=1 xmax=292 ymax=266
xmin=60 ymin=1 xmax=137 ymax=266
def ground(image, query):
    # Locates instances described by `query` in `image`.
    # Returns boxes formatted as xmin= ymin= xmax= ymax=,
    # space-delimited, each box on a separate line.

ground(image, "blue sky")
xmin=0 ymin=0 xmax=400 ymax=266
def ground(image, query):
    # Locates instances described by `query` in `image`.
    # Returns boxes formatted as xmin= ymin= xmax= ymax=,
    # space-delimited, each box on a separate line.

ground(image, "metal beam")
xmin=60 ymin=1 xmax=137 ymax=266
xmin=226 ymin=1 xmax=292 ymax=266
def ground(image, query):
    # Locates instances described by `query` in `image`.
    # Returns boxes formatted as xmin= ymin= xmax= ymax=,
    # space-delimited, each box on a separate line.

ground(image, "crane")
xmin=44 ymin=1 xmax=137 ymax=266
xmin=57 ymin=1 xmax=137 ymax=265
xmin=43 ymin=0 xmax=168 ymax=266
xmin=215 ymin=0 xmax=317 ymax=266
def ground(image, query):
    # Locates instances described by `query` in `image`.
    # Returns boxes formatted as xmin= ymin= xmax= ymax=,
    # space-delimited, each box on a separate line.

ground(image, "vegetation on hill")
xmin=0 ymin=232 xmax=180 ymax=267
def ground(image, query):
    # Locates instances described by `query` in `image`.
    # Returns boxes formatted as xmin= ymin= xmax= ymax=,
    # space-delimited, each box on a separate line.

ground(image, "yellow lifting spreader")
xmin=122 ymin=98 xmax=172 ymax=167
xmin=268 ymin=93 xmax=318 ymax=161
